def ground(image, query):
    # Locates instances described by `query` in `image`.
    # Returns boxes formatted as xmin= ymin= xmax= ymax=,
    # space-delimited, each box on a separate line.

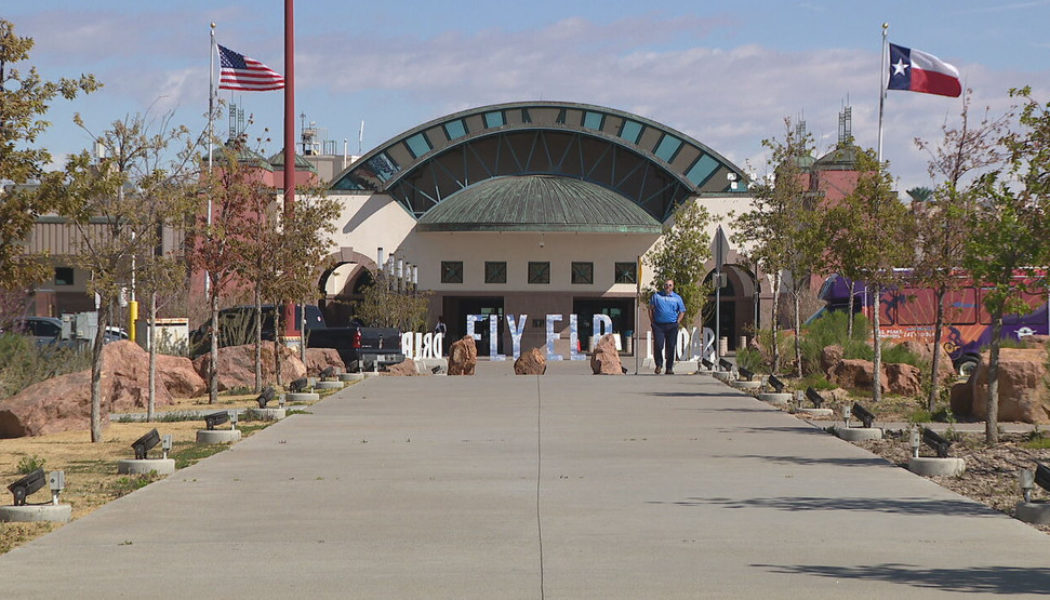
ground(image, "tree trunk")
xmin=872 ymin=287 xmax=883 ymax=403
xmin=274 ymin=304 xmax=283 ymax=388
xmin=300 ymin=299 xmax=307 ymax=365
xmin=928 ymin=284 xmax=947 ymax=412
xmin=770 ymin=272 xmax=780 ymax=374
xmin=89 ymin=302 xmax=109 ymax=443
xmin=147 ymin=291 xmax=157 ymax=422
xmin=986 ymin=313 xmax=1003 ymax=445
xmin=209 ymin=280 xmax=219 ymax=405
xmin=254 ymin=286 xmax=262 ymax=393
xmin=847 ymin=279 xmax=856 ymax=340
xmin=792 ymin=287 xmax=803 ymax=379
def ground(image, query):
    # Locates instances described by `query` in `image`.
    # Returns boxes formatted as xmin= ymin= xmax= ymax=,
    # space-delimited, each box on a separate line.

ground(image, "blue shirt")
xmin=650 ymin=290 xmax=685 ymax=324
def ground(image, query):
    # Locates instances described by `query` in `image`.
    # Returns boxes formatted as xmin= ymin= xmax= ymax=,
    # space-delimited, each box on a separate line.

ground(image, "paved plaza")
xmin=3 ymin=361 xmax=1050 ymax=598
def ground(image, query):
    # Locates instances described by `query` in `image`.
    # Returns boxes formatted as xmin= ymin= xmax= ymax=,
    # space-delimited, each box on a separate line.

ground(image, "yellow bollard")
xmin=128 ymin=300 xmax=138 ymax=343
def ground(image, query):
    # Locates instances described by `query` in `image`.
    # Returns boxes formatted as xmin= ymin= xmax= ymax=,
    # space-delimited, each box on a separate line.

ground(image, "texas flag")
xmin=887 ymin=43 xmax=961 ymax=98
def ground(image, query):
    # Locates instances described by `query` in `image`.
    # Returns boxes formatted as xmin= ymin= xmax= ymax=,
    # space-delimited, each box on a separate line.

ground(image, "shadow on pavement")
xmin=751 ymin=563 xmax=1050 ymax=595
xmin=716 ymin=454 xmax=891 ymax=468
xmin=656 ymin=496 xmax=997 ymax=517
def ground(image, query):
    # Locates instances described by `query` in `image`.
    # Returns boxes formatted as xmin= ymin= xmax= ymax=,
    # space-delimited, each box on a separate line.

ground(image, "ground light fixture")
xmin=767 ymin=375 xmax=785 ymax=393
xmin=320 ymin=366 xmax=336 ymax=379
xmin=132 ymin=428 xmax=161 ymax=460
xmin=8 ymin=469 xmax=46 ymax=506
xmin=204 ymin=411 xmax=230 ymax=430
xmin=841 ymin=405 xmax=851 ymax=428
xmin=851 ymin=403 xmax=876 ymax=429
xmin=1020 ymin=469 xmax=1035 ymax=503
xmin=230 ymin=411 xmax=238 ymax=430
xmin=48 ymin=471 xmax=65 ymax=505
xmin=922 ymin=427 xmax=953 ymax=458
xmin=289 ymin=377 xmax=309 ymax=393
xmin=910 ymin=428 xmax=921 ymax=458
xmin=161 ymin=435 xmax=173 ymax=460
xmin=257 ymin=386 xmax=276 ymax=408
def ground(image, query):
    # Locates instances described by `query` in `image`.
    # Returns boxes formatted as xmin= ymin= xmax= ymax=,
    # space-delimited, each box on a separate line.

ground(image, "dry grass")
xmin=0 ymin=390 xmax=328 ymax=554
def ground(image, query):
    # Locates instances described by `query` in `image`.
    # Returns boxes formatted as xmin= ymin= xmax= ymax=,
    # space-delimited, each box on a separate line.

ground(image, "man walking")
xmin=649 ymin=279 xmax=686 ymax=374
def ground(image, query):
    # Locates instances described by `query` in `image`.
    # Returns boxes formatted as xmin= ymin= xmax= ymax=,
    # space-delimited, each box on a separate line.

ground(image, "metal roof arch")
xmin=331 ymin=101 xmax=750 ymax=220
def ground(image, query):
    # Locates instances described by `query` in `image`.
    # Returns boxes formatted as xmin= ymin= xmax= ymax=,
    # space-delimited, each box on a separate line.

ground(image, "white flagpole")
xmin=205 ymin=22 xmax=216 ymax=295
xmin=876 ymin=22 xmax=888 ymax=162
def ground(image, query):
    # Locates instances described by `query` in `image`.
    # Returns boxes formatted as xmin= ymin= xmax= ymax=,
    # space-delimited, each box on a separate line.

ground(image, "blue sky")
xmin=7 ymin=1 xmax=1050 ymax=191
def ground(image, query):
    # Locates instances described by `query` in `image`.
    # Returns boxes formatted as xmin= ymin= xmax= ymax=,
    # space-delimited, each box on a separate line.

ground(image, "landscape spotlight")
xmin=132 ymin=428 xmax=161 ymax=460
xmin=8 ymin=469 xmax=46 ymax=506
xmin=320 ymin=366 xmax=336 ymax=379
xmin=204 ymin=411 xmax=230 ymax=431
xmin=922 ymin=427 xmax=952 ymax=458
xmin=804 ymin=387 xmax=825 ymax=409
xmin=1020 ymin=469 xmax=1035 ymax=503
xmin=257 ymin=386 xmax=276 ymax=408
xmin=767 ymin=374 xmax=785 ymax=393
xmin=701 ymin=358 xmax=715 ymax=371
xmin=289 ymin=377 xmax=309 ymax=393
xmin=718 ymin=358 xmax=734 ymax=372
xmin=48 ymin=471 xmax=65 ymax=505
xmin=737 ymin=367 xmax=754 ymax=382
xmin=1035 ymin=462 xmax=1050 ymax=494
xmin=851 ymin=403 xmax=876 ymax=429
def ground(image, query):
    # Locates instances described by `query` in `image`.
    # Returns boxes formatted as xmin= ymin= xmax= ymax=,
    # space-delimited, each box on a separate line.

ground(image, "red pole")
xmin=283 ymin=0 xmax=297 ymax=339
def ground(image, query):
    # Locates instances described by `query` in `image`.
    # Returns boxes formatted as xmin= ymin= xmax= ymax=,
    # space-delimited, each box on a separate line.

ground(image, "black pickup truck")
xmin=189 ymin=305 xmax=404 ymax=371
xmin=306 ymin=324 xmax=404 ymax=372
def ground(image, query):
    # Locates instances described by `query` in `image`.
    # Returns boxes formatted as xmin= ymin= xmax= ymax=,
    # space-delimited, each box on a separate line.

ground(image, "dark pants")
xmin=652 ymin=322 xmax=679 ymax=369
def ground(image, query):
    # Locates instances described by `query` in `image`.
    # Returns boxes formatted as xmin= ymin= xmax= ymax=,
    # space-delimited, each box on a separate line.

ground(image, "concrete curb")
xmin=834 ymin=427 xmax=884 ymax=441
xmin=0 ymin=504 xmax=72 ymax=523
xmin=196 ymin=430 xmax=242 ymax=444
xmin=117 ymin=458 xmax=175 ymax=476
xmin=908 ymin=456 xmax=966 ymax=477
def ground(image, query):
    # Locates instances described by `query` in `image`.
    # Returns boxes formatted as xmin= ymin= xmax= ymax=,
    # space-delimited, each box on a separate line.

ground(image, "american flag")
xmin=218 ymin=44 xmax=284 ymax=91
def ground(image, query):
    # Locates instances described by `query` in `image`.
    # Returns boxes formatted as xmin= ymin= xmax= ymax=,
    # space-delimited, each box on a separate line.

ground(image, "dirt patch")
xmin=851 ymin=430 xmax=1050 ymax=535
xmin=0 ymin=391 xmax=323 ymax=554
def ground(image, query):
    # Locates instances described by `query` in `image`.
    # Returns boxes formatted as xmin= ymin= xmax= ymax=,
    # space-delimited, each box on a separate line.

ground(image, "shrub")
xmin=0 ymin=333 xmax=93 ymax=399
xmin=799 ymin=311 xmax=871 ymax=375
xmin=735 ymin=346 xmax=765 ymax=373
xmin=16 ymin=455 xmax=46 ymax=474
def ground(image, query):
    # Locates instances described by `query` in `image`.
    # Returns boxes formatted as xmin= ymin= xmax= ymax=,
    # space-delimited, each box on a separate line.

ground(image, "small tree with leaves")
xmin=643 ymin=199 xmax=713 ymax=327
xmin=734 ymin=119 xmax=817 ymax=374
xmin=964 ymin=87 xmax=1049 ymax=444
xmin=41 ymin=113 xmax=199 ymax=440
xmin=0 ymin=19 xmax=99 ymax=300
xmin=188 ymin=137 xmax=258 ymax=404
xmin=824 ymin=149 xmax=915 ymax=402
xmin=913 ymin=90 xmax=1008 ymax=411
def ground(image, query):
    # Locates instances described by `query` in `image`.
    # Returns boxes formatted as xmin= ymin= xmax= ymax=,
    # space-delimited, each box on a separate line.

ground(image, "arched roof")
xmin=331 ymin=101 xmax=749 ymax=222
xmin=416 ymin=175 xmax=662 ymax=233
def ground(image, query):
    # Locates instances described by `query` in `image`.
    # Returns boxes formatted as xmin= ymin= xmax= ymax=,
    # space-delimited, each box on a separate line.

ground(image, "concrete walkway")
xmin=3 ymin=361 xmax=1050 ymax=598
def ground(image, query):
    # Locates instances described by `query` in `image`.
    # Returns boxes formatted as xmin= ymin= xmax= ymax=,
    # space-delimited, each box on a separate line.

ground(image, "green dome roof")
xmin=416 ymin=175 xmax=662 ymax=233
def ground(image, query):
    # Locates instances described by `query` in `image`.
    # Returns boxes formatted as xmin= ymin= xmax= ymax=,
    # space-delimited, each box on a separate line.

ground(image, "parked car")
xmin=8 ymin=316 xmax=126 ymax=347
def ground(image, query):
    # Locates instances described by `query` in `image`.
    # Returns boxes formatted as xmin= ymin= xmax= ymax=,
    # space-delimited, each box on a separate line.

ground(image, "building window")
xmin=614 ymin=262 xmax=637 ymax=284
xmin=443 ymin=119 xmax=468 ymax=140
xmin=441 ymin=261 xmax=463 ymax=284
xmin=571 ymin=262 xmax=593 ymax=284
xmin=484 ymin=111 xmax=505 ymax=128
xmin=54 ymin=267 xmax=74 ymax=286
xmin=485 ymin=261 xmax=507 ymax=284
xmin=528 ymin=261 xmax=550 ymax=284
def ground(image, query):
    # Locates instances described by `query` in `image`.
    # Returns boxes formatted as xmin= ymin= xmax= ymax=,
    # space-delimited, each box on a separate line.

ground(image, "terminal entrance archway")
xmin=703 ymin=264 xmax=758 ymax=351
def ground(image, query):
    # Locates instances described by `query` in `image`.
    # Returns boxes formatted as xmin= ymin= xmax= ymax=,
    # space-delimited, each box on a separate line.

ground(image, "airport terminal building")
xmin=316 ymin=101 xmax=769 ymax=355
